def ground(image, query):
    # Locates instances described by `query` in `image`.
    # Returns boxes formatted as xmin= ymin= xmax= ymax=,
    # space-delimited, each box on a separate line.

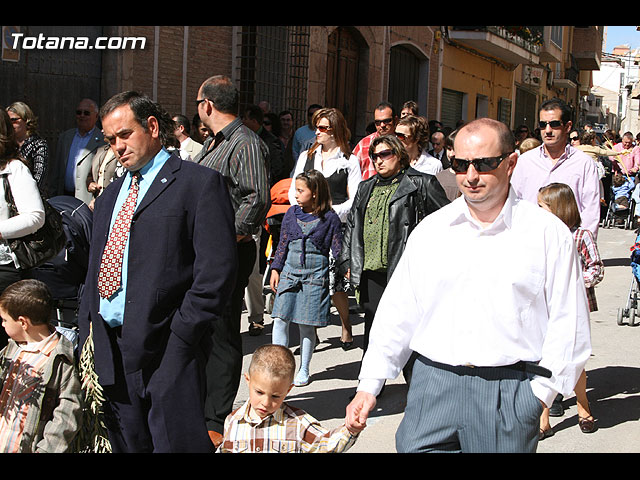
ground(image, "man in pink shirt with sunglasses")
xmin=510 ymin=98 xmax=601 ymax=239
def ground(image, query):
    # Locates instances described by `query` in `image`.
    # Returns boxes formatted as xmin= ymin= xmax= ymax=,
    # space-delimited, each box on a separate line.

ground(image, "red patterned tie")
xmin=97 ymin=173 xmax=140 ymax=299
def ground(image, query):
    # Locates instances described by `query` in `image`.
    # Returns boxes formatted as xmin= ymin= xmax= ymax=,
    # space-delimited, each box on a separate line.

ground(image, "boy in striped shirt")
xmin=218 ymin=344 xmax=362 ymax=453
xmin=0 ymin=279 xmax=82 ymax=453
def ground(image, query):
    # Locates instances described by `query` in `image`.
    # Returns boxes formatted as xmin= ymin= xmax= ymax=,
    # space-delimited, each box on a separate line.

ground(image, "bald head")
xmin=455 ymin=118 xmax=515 ymax=156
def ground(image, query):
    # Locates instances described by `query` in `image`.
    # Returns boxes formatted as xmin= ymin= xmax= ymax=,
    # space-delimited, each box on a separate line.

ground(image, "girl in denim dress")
xmin=270 ymin=170 xmax=343 ymax=386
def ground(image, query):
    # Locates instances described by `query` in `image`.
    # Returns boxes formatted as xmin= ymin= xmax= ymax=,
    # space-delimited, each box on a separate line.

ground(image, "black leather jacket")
xmin=338 ymin=167 xmax=450 ymax=287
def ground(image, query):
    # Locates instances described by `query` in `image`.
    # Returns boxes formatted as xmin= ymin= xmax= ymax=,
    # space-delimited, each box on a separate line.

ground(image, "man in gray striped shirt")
xmin=193 ymin=75 xmax=271 ymax=447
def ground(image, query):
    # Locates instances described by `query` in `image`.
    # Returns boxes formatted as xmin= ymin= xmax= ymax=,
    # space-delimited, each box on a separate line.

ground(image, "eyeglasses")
xmin=374 ymin=118 xmax=394 ymax=126
xmin=316 ymin=124 xmax=332 ymax=133
xmin=195 ymin=98 xmax=208 ymax=108
xmin=394 ymin=131 xmax=410 ymax=140
xmin=76 ymin=110 xmax=92 ymax=116
xmin=370 ymin=149 xmax=395 ymax=162
xmin=9 ymin=117 xmax=22 ymax=124
xmin=570 ymin=136 xmax=580 ymax=141
xmin=451 ymin=153 xmax=513 ymax=173
xmin=538 ymin=120 xmax=563 ymax=129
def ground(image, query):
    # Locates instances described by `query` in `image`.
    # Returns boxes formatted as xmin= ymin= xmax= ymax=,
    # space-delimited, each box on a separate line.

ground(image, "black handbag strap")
xmin=2 ymin=174 xmax=18 ymax=218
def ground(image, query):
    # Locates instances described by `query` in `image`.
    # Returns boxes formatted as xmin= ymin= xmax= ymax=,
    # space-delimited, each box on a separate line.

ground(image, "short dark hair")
xmin=100 ymin=91 xmax=177 ymax=148
xmin=539 ymin=98 xmax=572 ymax=124
xmin=173 ymin=114 xmax=191 ymax=134
xmin=375 ymin=101 xmax=396 ymax=118
xmin=0 ymin=279 xmax=52 ymax=325
xmin=243 ymin=104 xmax=264 ymax=125
xmin=200 ymin=76 xmax=239 ymax=115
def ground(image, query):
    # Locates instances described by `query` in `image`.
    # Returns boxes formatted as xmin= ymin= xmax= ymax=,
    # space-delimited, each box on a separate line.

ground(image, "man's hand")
xmin=345 ymin=391 xmax=377 ymax=434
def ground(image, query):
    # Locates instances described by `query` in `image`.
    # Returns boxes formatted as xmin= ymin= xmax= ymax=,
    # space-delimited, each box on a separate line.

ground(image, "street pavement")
xmin=234 ymin=224 xmax=640 ymax=453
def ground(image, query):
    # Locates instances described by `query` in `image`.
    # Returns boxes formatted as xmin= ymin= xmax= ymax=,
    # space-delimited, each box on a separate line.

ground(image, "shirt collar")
xmin=449 ymin=186 xmax=517 ymax=231
xmin=126 ymin=147 xmax=170 ymax=184
xmin=540 ymin=143 xmax=572 ymax=166
xmin=239 ymin=399 xmax=287 ymax=426
xmin=19 ymin=329 xmax=59 ymax=355
xmin=217 ymin=116 xmax=243 ymax=140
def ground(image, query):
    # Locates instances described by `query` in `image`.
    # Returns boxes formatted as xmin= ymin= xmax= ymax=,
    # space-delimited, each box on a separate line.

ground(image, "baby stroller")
xmin=617 ymin=230 xmax=640 ymax=326
xmin=25 ymin=196 xmax=93 ymax=348
xmin=262 ymin=178 xmax=291 ymax=313
xmin=603 ymin=173 xmax=636 ymax=230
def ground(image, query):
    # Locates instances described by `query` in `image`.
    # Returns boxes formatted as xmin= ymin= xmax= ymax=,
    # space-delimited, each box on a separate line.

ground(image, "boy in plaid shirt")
xmin=218 ymin=344 xmax=362 ymax=453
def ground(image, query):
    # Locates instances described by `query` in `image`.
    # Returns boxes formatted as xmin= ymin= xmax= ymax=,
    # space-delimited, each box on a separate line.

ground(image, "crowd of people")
xmin=0 ymin=79 xmax=632 ymax=453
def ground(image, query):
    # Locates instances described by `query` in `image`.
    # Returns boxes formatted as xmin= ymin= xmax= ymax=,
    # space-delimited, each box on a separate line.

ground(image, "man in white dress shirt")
xmin=345 ymin=118 xmax=591 ymax=453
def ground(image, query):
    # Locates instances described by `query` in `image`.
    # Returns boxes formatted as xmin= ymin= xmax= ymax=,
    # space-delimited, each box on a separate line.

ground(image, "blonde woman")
xmin=6 ymin=102 xmax=49 ymax=191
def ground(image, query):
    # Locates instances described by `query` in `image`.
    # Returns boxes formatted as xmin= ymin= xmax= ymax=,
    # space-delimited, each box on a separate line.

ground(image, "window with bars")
xmin=237 ymin=26 xmax=310 ymax=128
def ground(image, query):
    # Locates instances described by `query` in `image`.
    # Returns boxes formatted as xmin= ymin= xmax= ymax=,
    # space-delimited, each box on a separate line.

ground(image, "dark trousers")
xmin=204 ymin=238 xmax=256 ymax=433
xmin=101 ymin=325 xmax=212 ymax=453
xmin=360 ymin=270 xmax=388 ymax=355
xmin=360 ymin=269 xmax=417 ymax=384
xmin=0 ymin=263 xmax=23 ymax=348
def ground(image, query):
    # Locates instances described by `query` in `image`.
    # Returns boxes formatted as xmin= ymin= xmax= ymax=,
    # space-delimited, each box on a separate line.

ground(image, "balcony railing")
xmin=450 ymin=26 xmax=542 ymax=56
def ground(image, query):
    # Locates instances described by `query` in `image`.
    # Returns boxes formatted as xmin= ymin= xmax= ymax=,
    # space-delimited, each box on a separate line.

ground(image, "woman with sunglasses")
xmin=338 ymin=135 xmax=449 ymax=376
xmin=394 ymin=115 xmax=442 ymax=175
xmin=288 ymin=107 xmax=361 ymax=349
xmin=6 ymin=102 xmax=49 ymax=191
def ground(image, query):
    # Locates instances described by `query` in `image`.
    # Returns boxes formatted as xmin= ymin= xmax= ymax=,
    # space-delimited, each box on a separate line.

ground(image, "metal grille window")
xmin=237 ymin=26 xmax=310 ymax=128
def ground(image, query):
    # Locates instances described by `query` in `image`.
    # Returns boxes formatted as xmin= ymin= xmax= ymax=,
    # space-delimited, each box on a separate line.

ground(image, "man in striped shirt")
xmin=218 ymin=344 xmax=360 ymax=453
xmin=194 ymin=75 xmax=271 ymax=447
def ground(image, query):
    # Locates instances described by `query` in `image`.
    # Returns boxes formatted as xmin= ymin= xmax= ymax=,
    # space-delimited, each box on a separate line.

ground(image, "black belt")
xmin=419 ymin=356 xmax=552 ymax=379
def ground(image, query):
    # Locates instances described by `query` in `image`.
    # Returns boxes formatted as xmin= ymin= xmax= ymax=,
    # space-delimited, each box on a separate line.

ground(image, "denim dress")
xmin=270 ymin=216 xmax=332 ymax=327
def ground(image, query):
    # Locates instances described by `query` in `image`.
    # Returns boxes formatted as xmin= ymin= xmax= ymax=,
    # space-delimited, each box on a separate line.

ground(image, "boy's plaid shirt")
xmin=217 ymin=400 xmax=358 ymax=453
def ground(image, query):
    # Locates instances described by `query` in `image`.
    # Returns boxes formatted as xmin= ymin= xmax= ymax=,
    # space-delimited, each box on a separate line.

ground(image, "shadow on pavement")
xmin=603 ymin=258 xmax=631 ymax=267
xmin=286 ymin=382 xmax=408 ymax=423
xmin=552 ymin=365 xmax=640 ymax=433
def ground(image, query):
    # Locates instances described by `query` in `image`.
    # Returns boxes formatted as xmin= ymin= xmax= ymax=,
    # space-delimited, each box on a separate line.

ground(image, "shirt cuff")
xmin=529 ymin=377 xmax=557 ymax=408
xmin=356 ymin=378 xmax=385 ymax=397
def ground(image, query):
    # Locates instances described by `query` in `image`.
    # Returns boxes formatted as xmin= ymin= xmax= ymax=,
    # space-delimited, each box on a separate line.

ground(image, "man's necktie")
xmin=97 ymin=173 xmax=140 ymax=299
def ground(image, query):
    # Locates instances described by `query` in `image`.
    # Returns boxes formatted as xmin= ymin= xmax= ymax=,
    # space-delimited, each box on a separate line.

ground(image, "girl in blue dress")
xmin=270 ymin=170 xmax=343 ymax=386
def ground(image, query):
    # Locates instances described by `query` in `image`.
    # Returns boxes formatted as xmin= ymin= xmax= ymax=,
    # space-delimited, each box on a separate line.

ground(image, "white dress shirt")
xmin=357 ymin=187 xmax=592 ymax=408
xmin=411 ymin=150 xmax=442 ymax=175
xmin=289 ymin=148 xmax=362 ymax=222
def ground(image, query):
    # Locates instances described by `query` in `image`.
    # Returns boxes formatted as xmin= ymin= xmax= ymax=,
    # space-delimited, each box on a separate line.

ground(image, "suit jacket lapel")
xmin=133 ymin=153 xmax=180 ymax=219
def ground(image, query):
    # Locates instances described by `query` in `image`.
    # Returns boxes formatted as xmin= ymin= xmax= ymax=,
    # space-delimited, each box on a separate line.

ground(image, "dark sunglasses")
xmin=570 ymin=136 xmax=580 ymax=141
xmin=76 ymin=110 xmax=92 ymax=116
xmin=370 ymin=149 xmax=395 ymax=162
xmin=538 ymin=120 xmax=563 ymax=129
xmin=394 ymin=131 xmax=410 ymax=140
xmin=374 ymin=118 xmax=394 ymax=126
xmin=451 ymin=153 xmax=513 ymax=173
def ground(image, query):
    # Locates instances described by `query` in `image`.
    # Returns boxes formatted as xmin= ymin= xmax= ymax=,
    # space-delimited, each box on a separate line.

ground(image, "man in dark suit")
xmin=48 ymin=98 xmax=105 ymax=203
xmin=77 ymin=91 xmax=237 ymax=453
xmin=429 ymin=130 xmax=450 ymax=169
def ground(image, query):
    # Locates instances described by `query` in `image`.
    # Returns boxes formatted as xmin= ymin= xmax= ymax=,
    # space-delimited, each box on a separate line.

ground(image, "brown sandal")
xmin=578 ymin=416 xmax=596 ymax=433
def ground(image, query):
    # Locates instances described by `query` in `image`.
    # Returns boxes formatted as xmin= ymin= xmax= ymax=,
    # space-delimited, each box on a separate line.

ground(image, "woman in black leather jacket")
xmin=338 ymin=134 xmax=450 ymax=360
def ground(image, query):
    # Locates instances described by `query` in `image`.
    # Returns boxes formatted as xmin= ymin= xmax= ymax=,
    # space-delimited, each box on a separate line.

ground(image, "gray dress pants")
xmin=396 ymin=355 xmax=542 ymax=453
